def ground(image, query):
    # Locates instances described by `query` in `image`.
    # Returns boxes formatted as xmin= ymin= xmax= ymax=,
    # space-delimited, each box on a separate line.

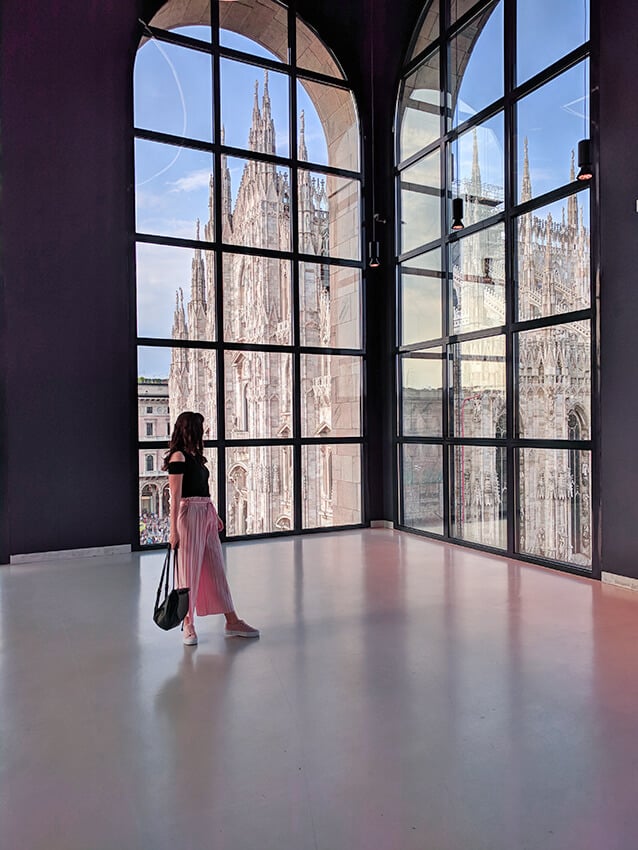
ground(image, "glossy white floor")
xmin=2 ymin=529 xmax=638 ymax=850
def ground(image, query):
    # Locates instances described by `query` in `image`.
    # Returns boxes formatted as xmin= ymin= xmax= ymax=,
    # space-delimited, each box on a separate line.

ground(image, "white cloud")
xmin=169 ymin=169 xmax=212 ymax=193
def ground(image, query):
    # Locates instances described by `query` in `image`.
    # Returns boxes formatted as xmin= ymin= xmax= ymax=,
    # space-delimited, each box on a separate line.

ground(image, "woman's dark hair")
xmin=162 ymin=411 xmax=208 ymax=470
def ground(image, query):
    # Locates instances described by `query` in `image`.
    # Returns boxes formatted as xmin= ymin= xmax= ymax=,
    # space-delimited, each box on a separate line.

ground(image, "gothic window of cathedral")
xmin=134 ymin=1 xmax=363 ymax=546
xmin=396 ymin=0 xmax=595 ymax=572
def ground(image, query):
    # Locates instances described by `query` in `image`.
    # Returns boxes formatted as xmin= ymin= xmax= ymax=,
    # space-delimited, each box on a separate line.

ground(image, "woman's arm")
xmin=168 ymin=451 xmax=185 ymax=547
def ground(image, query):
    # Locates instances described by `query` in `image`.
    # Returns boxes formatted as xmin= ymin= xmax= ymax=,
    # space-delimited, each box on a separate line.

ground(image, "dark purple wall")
xmin=598 ymin=0 xmax=638 ymax=579
xmin=0 ymin=2 xmax=140 ymax=557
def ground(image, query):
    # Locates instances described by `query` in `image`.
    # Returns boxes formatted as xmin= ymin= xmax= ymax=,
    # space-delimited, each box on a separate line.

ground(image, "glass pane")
xmin=134 ymin=40 xmax=213 ymax=142
xmin=172 ymin=26 xmax=212 ymax=41
xmin=517 ymin=321 xmax=591 ymax=439
xmin=222 ymin=254 xmax=291 ymax=344
xmin=400 ymin=249 xmax=443 ymax=345
xmin=401 ymin=349 xmax=443 ymax=437
xmin=451 ymin=112 xmax=504 ymax=223
xmin=223 ymin=157 xmax=291 ymax=251
xmin=139 ymin=447 xmax=171 ymax=545
xmin=298 ymin=170 xmax=361 ymax=261
xmin=410 ymin=1 xmax=440 ymax=59
xmin=517 ymin=61 xmax=589 ymax=202
xmin=298 ymin=80 xmax=359 ymax=171
xmin=138 ymin=361 xmax=172 ymax=442
xmin=302 ymin=444 xmax=361 ymax=527
xmin=451 ymin=0 xmax=482 ymax=21
xmin=224 ymin=351 xmax=292 ymax=439
xmin=139 ymin=345 xmax=218 ymax=440
xmin=451 ymin=336 xmax=506 ymax=438
xmin=449 ymin=1 xmax=503 ymax=128
xmin=402 ymin=444 xmax=444 ymax=534
xmin=516 ymin=193 xmax=590 ymax=321
xmin=226 ymin=445 xmax=293 ymax=535
xmin=399 ymin=150 xmax=441 ymax=254
xmin=449 ymin=224 xmax=505 ymax=333
xmin=297 ymin=17 xmax=343 ymax=78
xmin=299 ymin=263 xmax=362 ymax=349
xmin=137 ymin=243 xmax=216 ymax=341
xmin=139 ymin=449 xmax=218 ymax=546
xmin=453 ymin=444 xmax=507 ymax=548
xmin=301 ymin=355 xmax=361 ymax=437
xmin=517 ymin=0 xmax=590 ymax=84
xmin=398 ymin=52 xmax=440 ymax=163
xmin=219 ymin=0 xmax=288 ymax=64
xmin=519 ymin=448 xmax=592 ymax=567
xmin=221 ymin=60 xmax=289 ymax=157
xmin=135 ymin=139 xmax=214 ymax=239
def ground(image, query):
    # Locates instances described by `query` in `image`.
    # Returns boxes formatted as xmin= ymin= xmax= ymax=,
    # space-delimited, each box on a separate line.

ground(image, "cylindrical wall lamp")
xmin=577 ymin=139 xmax=593 ymax=181
xmin=451 ymin=197 xmax=464 ymax=231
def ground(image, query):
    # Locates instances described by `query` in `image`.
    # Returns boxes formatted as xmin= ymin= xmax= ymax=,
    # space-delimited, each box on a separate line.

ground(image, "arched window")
xmin=145 ymin=454 xmax=154 ymax=472
xmin=396 ymin=0 xmax=594 ymax=571
xmin=134 ymin=1 xmax=364 ymax=544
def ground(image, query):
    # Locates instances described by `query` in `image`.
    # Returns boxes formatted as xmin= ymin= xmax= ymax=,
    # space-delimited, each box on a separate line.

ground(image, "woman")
xmin=164 ymin=411 xmax=259 ymax=645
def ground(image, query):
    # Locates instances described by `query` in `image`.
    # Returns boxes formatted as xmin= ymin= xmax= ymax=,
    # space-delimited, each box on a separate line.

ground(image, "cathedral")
xmin=167 ymin=72 xmax=359 ymax=536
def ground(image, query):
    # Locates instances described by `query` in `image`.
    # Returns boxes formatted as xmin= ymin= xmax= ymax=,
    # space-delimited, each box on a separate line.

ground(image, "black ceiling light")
xmin=451 ymin=197 xmax=464 ymax=231
xmin=577 ymin=139 xmax=593 ymax=181
xmin=368 ymin=240 xmax=380 ymax=268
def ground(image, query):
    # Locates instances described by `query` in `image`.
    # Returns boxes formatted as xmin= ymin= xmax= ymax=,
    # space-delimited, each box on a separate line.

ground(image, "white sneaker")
xmin=183 ymin=624 xmax=198 ymax=646
xmin=225 ymin=620 xmax=260 ymax=638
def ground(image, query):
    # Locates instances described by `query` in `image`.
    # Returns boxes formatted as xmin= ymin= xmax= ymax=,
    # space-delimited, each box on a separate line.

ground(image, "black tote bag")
xmin=153 ymin=546 xmax=190 ymax=631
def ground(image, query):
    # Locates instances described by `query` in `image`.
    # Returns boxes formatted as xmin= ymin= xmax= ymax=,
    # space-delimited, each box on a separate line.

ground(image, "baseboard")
xmin=601 ymin=571 xmax=638 ymax=592
xmin=10 ymin=544 xmax=132 ymax=565
xmin=370 ymin=520 xmax=395 ymax=529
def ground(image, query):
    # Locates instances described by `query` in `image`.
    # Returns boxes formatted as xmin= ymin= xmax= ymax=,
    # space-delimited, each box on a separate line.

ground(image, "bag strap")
xmin=172 ymin=546 xmax=180 ymax=590
xmin=154 ymin=546 xmax=172 ymax=610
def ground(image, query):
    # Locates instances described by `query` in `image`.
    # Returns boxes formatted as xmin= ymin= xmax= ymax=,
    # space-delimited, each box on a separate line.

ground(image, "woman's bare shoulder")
xmin=168 ymin=450 xmax=185 ymax=464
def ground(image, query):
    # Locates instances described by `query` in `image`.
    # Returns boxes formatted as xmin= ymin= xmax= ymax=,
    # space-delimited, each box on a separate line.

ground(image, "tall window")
xmin=134 ymin=0 xmax=363 ymax=545
xmin=396 ymin=0 xmax=594 ymax=570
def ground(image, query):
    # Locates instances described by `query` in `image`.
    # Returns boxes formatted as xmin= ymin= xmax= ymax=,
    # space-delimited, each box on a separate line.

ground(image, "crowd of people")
xmin=139 ymin=512 xmax=170 ymax=545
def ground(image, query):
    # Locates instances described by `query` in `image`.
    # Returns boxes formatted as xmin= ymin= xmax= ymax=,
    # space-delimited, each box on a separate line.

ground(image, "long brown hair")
xmin=162 ymin=411 xmax=208 ymax=470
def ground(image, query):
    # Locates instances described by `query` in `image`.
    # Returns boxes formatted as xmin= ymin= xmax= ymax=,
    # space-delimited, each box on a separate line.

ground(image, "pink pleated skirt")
xmin=176 ymin=497 xmax=234 ymax=619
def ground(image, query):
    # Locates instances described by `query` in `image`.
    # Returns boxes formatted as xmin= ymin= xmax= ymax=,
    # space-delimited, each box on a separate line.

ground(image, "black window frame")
xmin=394 ymin=0 xmax=600 ymax=577
xmin=133 ymin=0 xmax=367 ymax=548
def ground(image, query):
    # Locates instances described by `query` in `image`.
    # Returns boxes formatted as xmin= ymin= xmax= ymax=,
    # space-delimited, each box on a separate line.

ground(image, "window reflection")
xmin=399 ymin=52 xmax=440 ymax=163
xmin=516 ymin=193 xmax=590 ymax=321
xmin=401 ymin=349 xmax=443 ymax=437
xmin=448 ymin=1 xmax=503 ymax=128
xmin=518 ymin=321 xmax=591 ymax=440
xmin=451 ymin=336 xmax=506 ymax=438
xmin=517 ymin=61 xmax=589 ymax=201
xmin=400 ymin=249 xmax=443 ymax=345
xmin=453 ymin=444 xmax=507 ymax=549
xmin=303 ymin=444 xmax=361 ymax=527
xmin=519 ymin=448 xmax=591 ymax=566
xmin=449 ymin=224 xmax=505 ymax=333
xmin=400 ymin=150 xmax=441 ymax=254
xmin=450 ymin=113 xmax=504 ymax=223
xmin=402 ymin=444 xmax=444 ymax=534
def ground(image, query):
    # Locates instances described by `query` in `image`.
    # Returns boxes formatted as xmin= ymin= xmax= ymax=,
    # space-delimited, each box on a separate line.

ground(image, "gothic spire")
xmin=298 ymin=109 xmax=308 ymax=161
xmin=191 ymin=219 xmax=206 ymax=308
xmin=470 ymin=128 xmax=482 ymax=195
xmin=568 ymin=150 xmax=578 ymax=230
xmin=249 ymin=80 xmax=261 ymax=151
xmin=521 ymin=137 xmax=532 ymax=202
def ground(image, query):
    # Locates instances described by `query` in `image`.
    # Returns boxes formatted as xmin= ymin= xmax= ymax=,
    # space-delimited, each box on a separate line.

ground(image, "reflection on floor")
xmin=1 ymin=529 xmax=638 ymax=850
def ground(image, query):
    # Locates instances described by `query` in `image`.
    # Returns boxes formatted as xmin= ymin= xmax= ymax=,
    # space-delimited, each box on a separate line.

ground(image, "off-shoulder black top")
xmin=167 ymin=452 xmax=210 ymax=498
